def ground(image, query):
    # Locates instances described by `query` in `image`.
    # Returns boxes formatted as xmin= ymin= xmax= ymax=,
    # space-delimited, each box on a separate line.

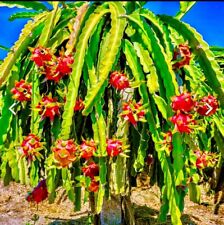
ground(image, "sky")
xmin=0 ymin=1 xmax=224 ymax=60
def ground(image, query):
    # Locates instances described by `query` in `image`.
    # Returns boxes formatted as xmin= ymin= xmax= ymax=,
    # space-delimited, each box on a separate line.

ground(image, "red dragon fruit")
xmin=88 ymin=179 xmax=99 ymax=192
xmin=30 ymin=46 xmax=52 ymax=67
xmin=120 ymin=100 xmax=146 ymax=126
xmin=52 ymin=139 xmax=77 ymax=168
xmin=26 ymin=179 xmax=48 ymax=204
xmin=43 ymin=64 xmax=63 ymax=82
xmin=36 ymin=95 xmax=61 ymax=121
xmin=171 ymin=92 xmax=195 ymax=113
xmin=74 ymin=98 xmax=84 ymax=111
xmin=170 ymin=112 xmax=196 ymax=133
xmin=172 ymin=44 xmax=191 ymax=69
xmin=106 ymin=139 xmax=123 ymax=157
xmin=80 ymin=139 xmax=96 ymax=160
xmin=82 ymin=161 xmax=99 ymax=179
xmin=11 ymin=80 xmax=32 ymax=102
xmin=196 ymin=95 xmax=219 ymax=116
xmin=194 ymin=149 xmax=218 ymax=169
xmin=109 ymin=71 xmax=130 ymax=90
xmin=19 ymin=134 xmax=43 ymax=161
xmin=55 ymin=54 xmax=74 ymax=75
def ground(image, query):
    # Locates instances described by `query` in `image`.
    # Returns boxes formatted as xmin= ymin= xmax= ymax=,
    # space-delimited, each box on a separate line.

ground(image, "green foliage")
xmin=0 ymin=2 xmax=223 ymax=225
xmin=8 ymin=11 xmax=41 ymax=21
xmin=0 ymin=1 xmax=48 ymax=11
xmin=175 ymin=2 xmax=196 ymax=20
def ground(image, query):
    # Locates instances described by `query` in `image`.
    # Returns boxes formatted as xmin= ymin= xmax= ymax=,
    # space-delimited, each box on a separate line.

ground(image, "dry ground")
xmin=0 ymin=180 xmax=223 ymax=225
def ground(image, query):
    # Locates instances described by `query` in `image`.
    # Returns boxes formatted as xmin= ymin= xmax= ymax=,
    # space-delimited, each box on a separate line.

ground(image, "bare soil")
xmin=0 ymin=180 xmax=223 ymax=225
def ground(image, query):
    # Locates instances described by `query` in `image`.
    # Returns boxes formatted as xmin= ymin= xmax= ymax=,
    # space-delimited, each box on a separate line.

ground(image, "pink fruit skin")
xmin=171 ymin=92 xmax=195 ymax=113
xmin=109 ymin=71 xmax=130 ymax=90
xmin=170 ymin=112 xmax=196 ymax=133
xmin=11 ymin=80 xmax=32 ymax=102
xmin=196 ymin=95 xmax=218 ymax=116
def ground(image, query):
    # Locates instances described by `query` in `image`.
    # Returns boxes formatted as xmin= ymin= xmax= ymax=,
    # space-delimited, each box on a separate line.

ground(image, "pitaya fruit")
xmin=120 ymin=100 xmax=146 ymax=126
xmin=88 ymin=179 xmax=99 ymax=192
xmin=80 ymin=139 xmax=96 ymax=160
xmin=30 ymin=46 xmax=52 ymax=67
xmin=52 ymin=139 xmax=77 ymax=168
xmin=171 ymin=92 xmax=195 ymax=113
xmin=196 ymin=95 xmax=218 ymax=116
xmin=170 ymin=112 xmax=196 ymax=133
xmin=55 ymin=54 xmax=74 ymax=75
xmin=109 ymin=71 xmax=130 ymax=90
xmin=82 ymin=161 xmax=99 ymax=179
xmin=106 ymin=139 xmax=123 ymax=157
xmin=172 ymin=43 xmax=191 ymax=69
xmin=19 ymin=134 xmax=43 ymax=161
xmin=11 ymin=80 xmax=32 ymax=102
xmin=74 ymin=98 xmax=84 ymax=111
xmin=26 ymin=179 xmax=48 ymax=203
xmin=36 ymin=95 xmax=61 ymax=121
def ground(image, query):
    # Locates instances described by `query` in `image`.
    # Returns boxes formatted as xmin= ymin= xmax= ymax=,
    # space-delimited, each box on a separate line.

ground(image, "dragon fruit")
xmin=11 ymin=80 xmax=32 ymax=102
xmin=170 ymin=112 xmax=196 ymax=133
xmin=109 ymin=71 xmax=130 ymax=90
xmin=26 ymin=179 xmax=48 ymax=203
xmin=88 ymin=179 xmax=99 ymax=192
xmin=55 ymin=54 xmax=74 ymax=75
xmin=19 ymin=134 xmax=43 ymax=161
xmin=52 ymin=139 xmax=77 ymax=168
xmin=82 ymin=161 xmax=99 ymax=179
xmin=30 ymin=46 xmax=52 ymax=67
xmin=171 ymin=92 xmax=195 ymax=113
xmin=80 ymin=139 xmax=96 ymax=160
xmin=74 ymin=98 xmax=84 ymax=111
xmin=106 ymin=139 xmax=123 ymax=157
xmin=172 ymin=43 xmax=191 ymax=69
xmin=120 ymin=100 xmax=146 ymax=126
xmin=36 ymin=95 xmax=61 ymax=121
xmin=196 ymin=95 xmax=219 ymax=116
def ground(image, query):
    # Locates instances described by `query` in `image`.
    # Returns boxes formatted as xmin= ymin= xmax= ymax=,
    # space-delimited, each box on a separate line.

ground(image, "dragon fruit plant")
xmin=0 ymin=1 xmax=224 ymax=225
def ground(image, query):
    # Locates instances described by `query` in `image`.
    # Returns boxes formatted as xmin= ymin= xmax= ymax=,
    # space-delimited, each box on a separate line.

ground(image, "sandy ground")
xmin=0 ymin=180 xmax=223 ymax=225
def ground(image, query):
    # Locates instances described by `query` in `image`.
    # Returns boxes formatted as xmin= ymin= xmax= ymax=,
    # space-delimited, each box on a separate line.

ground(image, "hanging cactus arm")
xmin=124 ymin=13 xmax=179 ymax=102
xmin=60 ymin=5 xmax=110 ymax=140
xmin=175 ymin=2 xmax=196 ymax=20
xmin=38 ymin=2 xmax=60 ymax=47
xmin=140 ymin=8 xmax=173 ymax=61
xmin=82 ymin=2 xmax=127 ymax=116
